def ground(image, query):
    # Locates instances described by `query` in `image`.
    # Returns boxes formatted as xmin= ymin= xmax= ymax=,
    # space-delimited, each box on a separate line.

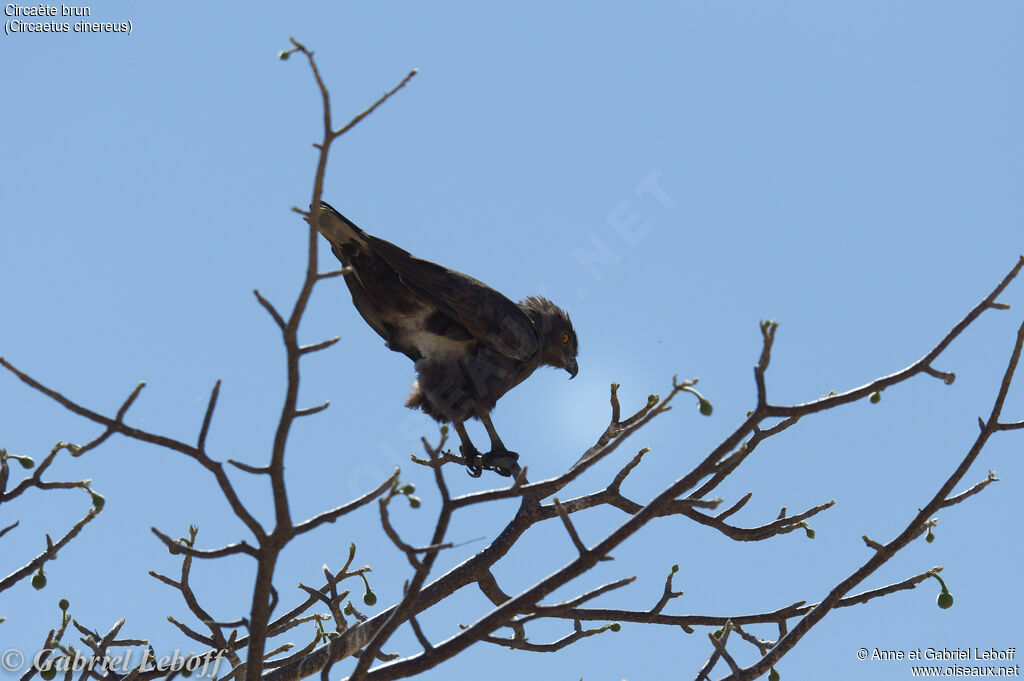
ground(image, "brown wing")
xmin=317 ymin=202 xmax=540 ymax=362
xmin=363 ymin=233 xmax=541 ymax=362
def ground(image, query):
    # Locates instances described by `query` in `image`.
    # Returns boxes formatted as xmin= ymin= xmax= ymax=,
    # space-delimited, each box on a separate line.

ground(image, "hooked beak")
xmin=566 ymin=357 xmax=578 ymax=380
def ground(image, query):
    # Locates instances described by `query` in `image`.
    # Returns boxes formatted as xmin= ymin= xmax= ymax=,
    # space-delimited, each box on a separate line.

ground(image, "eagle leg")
xmin=453 ymin=421 xmax=484 ymax=477
xmin=478 ymin=411 xmax=521 ymax=478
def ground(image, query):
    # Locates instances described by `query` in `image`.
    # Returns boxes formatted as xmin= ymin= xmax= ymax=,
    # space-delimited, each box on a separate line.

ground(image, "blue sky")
xmin=2 ymin=3 xmax=1022 ymax=680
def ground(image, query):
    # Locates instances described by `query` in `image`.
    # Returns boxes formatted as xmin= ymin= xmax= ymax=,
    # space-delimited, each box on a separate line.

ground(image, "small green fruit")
xmin=408 ymin=496 xmax=421 ymax=509
xmin=58 ymin=598 xmax=69 ymax=611
xmin=768 ymin=668 xmax=780 ymax=681
xmin=40 ymin=664 xmax=57 ymax=681
xmin=609 ymin=623 xmax=621 ymax=632
xmin=363 ymin=591 xmax=377 ymax=606
xmin=869 ymin=391 xmax=881 ymax=404
xmin=18 ymin=456 xmax=35 ymax=469
xmin=937 ymin=592 xmax=954 ymax=609
xmin=698 ymin=399 xmax=713 ymax=416
xmin=32 ymin=571 xmax=47 ymax=590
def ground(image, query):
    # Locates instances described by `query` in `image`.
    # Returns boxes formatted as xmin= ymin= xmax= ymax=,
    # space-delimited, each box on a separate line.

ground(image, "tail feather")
xmin=314 ymin=201 xmax=367 ymax=250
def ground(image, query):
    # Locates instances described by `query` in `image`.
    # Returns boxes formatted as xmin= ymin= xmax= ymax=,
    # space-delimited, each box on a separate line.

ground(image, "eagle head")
xmin=519 ymin=296 xmax=579 ymax=379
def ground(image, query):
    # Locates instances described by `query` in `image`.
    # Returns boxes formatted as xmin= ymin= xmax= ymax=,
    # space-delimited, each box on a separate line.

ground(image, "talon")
xmin=498 ymin=462 xmax=521 ymax=478
xmin=481 ymin=450 xmax=520 ymax=478
xmin=460 ymin=444 xmax=483 ymax=477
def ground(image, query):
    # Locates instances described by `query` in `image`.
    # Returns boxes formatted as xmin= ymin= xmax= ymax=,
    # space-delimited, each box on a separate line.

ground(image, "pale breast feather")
xmin=409 ymin=329 xmax=470 ymax=359
xmin=390 ymin=307 xmax=471 ymax=360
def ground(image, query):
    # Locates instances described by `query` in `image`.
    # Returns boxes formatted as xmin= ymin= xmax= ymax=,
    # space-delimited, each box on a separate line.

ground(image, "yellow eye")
xmin=561 ymin=333 xmax=570 ymax=345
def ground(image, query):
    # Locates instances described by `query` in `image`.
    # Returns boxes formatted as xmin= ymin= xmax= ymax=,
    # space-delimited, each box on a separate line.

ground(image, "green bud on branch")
xmin=698 ymin=399 xmax=713 ymax=416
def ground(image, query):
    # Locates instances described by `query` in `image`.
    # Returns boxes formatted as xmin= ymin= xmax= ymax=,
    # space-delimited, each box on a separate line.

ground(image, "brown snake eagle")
xmin=314 ymin=202 xmax=579 ymax=477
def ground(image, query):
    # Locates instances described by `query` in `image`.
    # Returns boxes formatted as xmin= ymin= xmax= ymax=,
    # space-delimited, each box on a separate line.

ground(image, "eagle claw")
xmin=459 ymin=445 xmax=519 ymax=478
xmin=459 ymin=444 xmax=484 ymax=477
xmin=484 ymin=450 xmax=521 ymax=478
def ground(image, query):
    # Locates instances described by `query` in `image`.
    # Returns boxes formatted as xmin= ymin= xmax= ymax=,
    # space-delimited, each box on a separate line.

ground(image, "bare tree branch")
xmin=0 ymin=508 xmax=99 ymax=594
xmin=198 ymin=380 xmax=222 ymax=451
xmin=294 ymin=469 xmax=400 ymax=535
xmin=716 ymin=317 xmax=1024 ymax=681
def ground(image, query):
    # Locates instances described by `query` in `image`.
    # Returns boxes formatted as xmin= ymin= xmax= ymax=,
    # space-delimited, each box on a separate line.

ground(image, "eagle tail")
xmin=315 ymin=201 xmax=368 ymax=251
